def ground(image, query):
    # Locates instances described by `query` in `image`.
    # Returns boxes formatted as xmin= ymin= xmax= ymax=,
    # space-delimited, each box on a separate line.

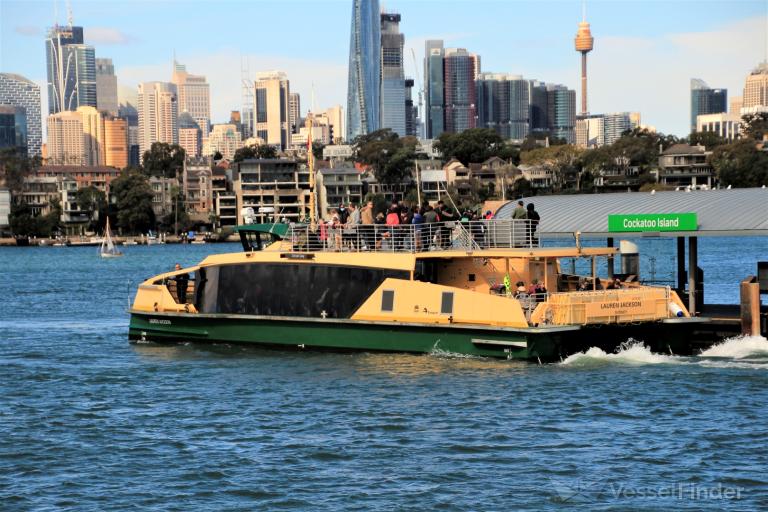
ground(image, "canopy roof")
xmin=495 ymin=188 xmax=768 ymax=238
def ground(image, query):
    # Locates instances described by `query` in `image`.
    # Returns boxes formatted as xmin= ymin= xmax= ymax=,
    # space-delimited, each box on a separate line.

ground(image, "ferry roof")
xmin=495 ymin=187 xmax=768 ymax=238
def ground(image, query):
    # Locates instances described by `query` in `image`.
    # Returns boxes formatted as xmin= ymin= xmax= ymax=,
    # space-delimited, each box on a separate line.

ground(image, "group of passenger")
xmin=577 ymin=277 xmax=624 ymax=291
xmin=511 ymin=200 xmax=541 ymax=246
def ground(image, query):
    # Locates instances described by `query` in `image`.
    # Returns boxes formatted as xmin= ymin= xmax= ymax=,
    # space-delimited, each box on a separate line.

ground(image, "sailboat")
xmin=99 ymin=217 xmax=123 ymax=258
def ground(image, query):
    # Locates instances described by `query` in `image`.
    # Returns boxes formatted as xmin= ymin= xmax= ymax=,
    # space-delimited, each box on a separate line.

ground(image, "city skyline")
xmin=0 ymin=0 xmax=766 ymax=137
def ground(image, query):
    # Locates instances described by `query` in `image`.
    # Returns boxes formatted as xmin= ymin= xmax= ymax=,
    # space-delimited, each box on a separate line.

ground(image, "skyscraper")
xmin=118 ymin=102 xmax=140 ymax=167
xmin=690 ymin=79 xmax=727 ymax=133
xmin=289 ymin=93 xmax=301 ymax=134
xmin=78 ymin=106 xmax=104 ymax=166
xmin=424 ymin=40 xmax=444 ymax=138
xmin=95 ymin=58 xmax=118 ymax=116
xmin=171 ymin=60 xmax=211 ymax=136
xmin=346 ymin=0 xmax=381 ymax=141
xmin=547 ymin=84 xmax=576 ymax=143
xmin=45 ymin=23 xmax=96 ymax=114
xmin=443 ymin=48 xmax=480 ymax=134
xmin=254 ymin=71 xmax=290 ymax=149
xmin=742 ymin=62 xmax=768 ymax=111
xmin=0 ymin=106 xmax=28 ymax=157
xmin=103 ymin=116 xmax=128 ymax=169
xmin=476 ymin=73 xmax=530 ymax=140
xmin=47 ymin=110 xmax=85 ymax=165
xmin=0 ymin=73 xmax=42 ymax=156
xmin=178 ymin=112 xmax=202 ymax=158
xmin=528 ymin=80 xmax=549 ymax=132
xmin=137 ymin=82 xmax=178 ymax=158
xmin=380 ymin=12 xmax=406 ymax=136
xmin=405 ymin=78 xmax=418 ymax=137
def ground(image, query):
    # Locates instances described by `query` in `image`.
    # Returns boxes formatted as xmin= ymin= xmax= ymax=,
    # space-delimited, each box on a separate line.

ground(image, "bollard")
xmin=740 ymin=276 xmax=760 ymax=336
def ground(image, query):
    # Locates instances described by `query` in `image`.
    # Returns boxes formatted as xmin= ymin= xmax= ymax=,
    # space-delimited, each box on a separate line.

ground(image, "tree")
xmin=520 ymin=144 xmax=584 ymax=191
xmin=141 ymin=142 xmax=185 ymax=178
xmin=0 ymin=148 xmax=41 ymax=194
xmin=434 ymin=128 xmax=509 ymax=165
xmin=353 ymin=129 xmax=416 ymax=185
xmin=710 ymin=139 xmax=768 ymax=187
xmin=75 ymin=186 xmax=107 ymax=229
xmin=741 ymin=112 xmax=768 ymax=140
xmin=233 ymin=144 xmax=278 ymax=162
xmin=687 ymin=131 xmax=727 ymax=149
xmin=111 ymin=169 xmax=156 ymax=233
xmin=312 ymin=140 xmax=325 ymax=161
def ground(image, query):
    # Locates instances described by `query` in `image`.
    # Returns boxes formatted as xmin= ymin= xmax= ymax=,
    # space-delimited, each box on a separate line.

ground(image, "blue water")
xmin=1 ymin=241 xmax=768 ymax=510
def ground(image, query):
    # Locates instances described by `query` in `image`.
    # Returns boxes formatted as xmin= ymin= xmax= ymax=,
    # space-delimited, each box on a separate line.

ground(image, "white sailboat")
xmin=99 ymin=217 xmax=123 ymax=258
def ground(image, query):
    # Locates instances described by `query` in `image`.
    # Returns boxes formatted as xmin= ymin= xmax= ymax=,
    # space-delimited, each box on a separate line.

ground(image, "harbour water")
xmin=1 ymin=240 xmax=767 ymax=510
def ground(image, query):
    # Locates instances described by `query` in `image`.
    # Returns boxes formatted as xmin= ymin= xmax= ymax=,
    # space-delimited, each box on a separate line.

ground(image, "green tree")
xmin=75 ymin=186 xmax=107 ymax=229
xmin=233 ymin=144 xmax=278 ymax=162
xmin=434 ymin=128 xmax=508 ymax=165
xmin=111 ymin=169 xmax=156 ymax=233
xmin=710 ymin=139 xmax=768 ymax=187
xmin=312 ymin=140 xmax=325 ymax=161
xmin=687 ymin=131 xmax=727 ymax=149
xmin=520 ymin=144 xmax=584 ymax=191
xmin=141 ymin=142 xmax=186 ymax=178
xmin=353 ymin=129 xmax=416 ymax=185
xmin=741 ymin=112 xmax=768 ymax=140
xmin=0 ymin=148 xmax=41 ymax=194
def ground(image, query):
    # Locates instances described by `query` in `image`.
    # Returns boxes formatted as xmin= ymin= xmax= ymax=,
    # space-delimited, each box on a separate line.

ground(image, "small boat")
xmin=99 ymin=218 xmax=123 ymax=258
xmin=123 ymin=239 xmax=138 ymax=246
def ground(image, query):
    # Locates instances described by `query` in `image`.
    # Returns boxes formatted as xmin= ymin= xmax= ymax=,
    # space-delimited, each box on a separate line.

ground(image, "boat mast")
xmin=307 ymin=114 xmax=317 ymax=230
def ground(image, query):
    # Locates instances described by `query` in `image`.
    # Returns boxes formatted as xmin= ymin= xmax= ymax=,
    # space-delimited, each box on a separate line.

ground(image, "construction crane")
xmin=410 ymin=48 xmax=425 ymax=139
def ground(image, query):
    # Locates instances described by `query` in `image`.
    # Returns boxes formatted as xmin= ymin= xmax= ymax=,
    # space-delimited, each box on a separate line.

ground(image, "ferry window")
xmin=381 ymin=290 xmax=395 ymax=312
xmin=468 ymin=273 xmax=476 ymax=282
xmin=441 ymin=292 xmax=454 ymax=315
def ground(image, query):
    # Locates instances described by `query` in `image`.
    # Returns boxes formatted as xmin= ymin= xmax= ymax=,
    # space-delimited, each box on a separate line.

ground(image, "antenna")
xmin=54 ymin=0 xmax=59 ymax=26
xmin=311 ymin=83 xmax=316 ymax=114
xmin=582 ymin=0 xmax=586 ymax=22
xmin=66 ymin=0 xmax=73 ymax=26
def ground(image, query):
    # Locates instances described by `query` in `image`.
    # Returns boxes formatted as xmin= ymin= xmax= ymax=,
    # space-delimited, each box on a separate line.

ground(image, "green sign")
xmin=608 ymin=213 xmax=698 ymax=232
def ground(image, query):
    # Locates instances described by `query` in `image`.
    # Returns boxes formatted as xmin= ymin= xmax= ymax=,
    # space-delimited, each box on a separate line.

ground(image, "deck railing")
xmin=279 ymin=219 xmax=538 ymax=253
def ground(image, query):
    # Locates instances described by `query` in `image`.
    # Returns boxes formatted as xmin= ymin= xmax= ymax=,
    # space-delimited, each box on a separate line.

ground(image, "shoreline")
xmin=0 ymin=235 xmax=241 ymax=247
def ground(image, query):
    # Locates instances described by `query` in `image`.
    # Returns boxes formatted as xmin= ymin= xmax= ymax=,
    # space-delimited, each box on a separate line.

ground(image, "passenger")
xmin=174 ymin=263 xmax=189 ymax=304
xmin=361 ymin=200 xmax=375 ymax=250
xmin=386 ymin=204 xmax=401 ymax=251
xmin=526 ymin=203 xmax=540 ymax=246
xmin=374 ymin=211 xmax=387 ymax=250
xmin=436 ymin=201 xmax=455 ymax=248
xmin=422 ymin=205 xmax=438 ymax=250
xmin=512 ymin=200 xmax=527 ymax=219
xmin=345 ymin=203 xmax=361 ymax=250
xmin=411 ymin=206 xmax=424 ymax=252
xmin=338 ymin=203 xmax=349 ymax=224
xmin=485 ymin=210 xmax=494 ymax=220
xmin=613 ymin=278 xmax=623 ymax=289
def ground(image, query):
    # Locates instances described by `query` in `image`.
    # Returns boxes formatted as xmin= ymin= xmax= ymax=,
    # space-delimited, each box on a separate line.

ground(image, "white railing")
xmin=279 ymin=219 xmax=538 ymax=253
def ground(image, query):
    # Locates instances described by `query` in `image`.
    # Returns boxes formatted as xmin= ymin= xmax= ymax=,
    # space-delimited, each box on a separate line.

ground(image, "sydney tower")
xmin=574 ymin=18 xmax=594 ymax=115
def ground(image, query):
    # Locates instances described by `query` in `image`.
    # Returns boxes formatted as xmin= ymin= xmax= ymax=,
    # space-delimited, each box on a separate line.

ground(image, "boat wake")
xmin=560 ymin=340 xmax=679 ymax=366
xmin=560 ymin=335 xmax=768 ymax=369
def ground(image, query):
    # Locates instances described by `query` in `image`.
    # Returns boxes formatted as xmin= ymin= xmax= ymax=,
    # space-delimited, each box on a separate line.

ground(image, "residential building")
xmin=47 ymin=111 xmax=85 ymax=165
xmin=690 ymin=79 xmax=727 ymax=133
xmin=234 ymin=159 xmax=311 ymax=223
xmin=347 ymin=0 xmax=381 ymax=140
xmin=178 ymin=112 xmax=202 ymax=158
xmin=443 ymin=48 xmax=480 ymax=134
xmin=0 ymin=106 xmax=28 ymax=157
xmin=658 ymin=144 xmax=715 ymax=189
xmin=289 ymin=93 xmax=301 ymax=134
xmin=0 ymin=189 xmax=10 ymax=228
xmin=149 ymin=176 xmax=177 ymax=218
xmin=254 ymin=71 xmax=290 ymax=149
xmin=183 ymin=158 xmax=213 ymax=219
xmin=424 ymin=40 xmax=444 ymax=138
xmin=0 ymin=73 xmax=42 ymax=156
xmin=476 ymin=73 xmax=530 ymax=140
xmin=78 ymin=106 xmax=104 ymax=166
xmin=318 ymin=167 xmax=364 ymax=215
xmin=45 ymin=23 xmax=96 ymax=114
xmin=171 ymin=60 xmax=211 ymax=135
xmin=518 ymin=164 xmax=555 ymax=189
xmin=604 ymin=112 xmax=637 ymax=144
xmin=323 ymin=144 xmax=354 ymax=167
xmin=575 ymin=114 xmax=604 ymax=148
xmin=593 ymin=155 xmax=642 ymax=191
xmin=742 ymin=62 xmax=768 ymax=110
xmin=203 ymin=124 xmax=242 ymax=160
xmin=696 ymin=112 xmax=741 ymax=141
xmin=380 ymin=12 xmax=406 ymax=136
xmin=547 ymin=84 xmax=576 ymax=143
xmin=19 ymin=176 xmax=59 ymax=216
xmin=59 ymin=177 xmax=89 ymax=233
xmin=34 ymin=165 xmax=120 ymax=194
xmin=103 ymin=116 xmax=128 ymax=169
xmin=95 ymin=58 xmax=118 ymax=116
xmin=137 ymin=81 xmax=178 ymax=158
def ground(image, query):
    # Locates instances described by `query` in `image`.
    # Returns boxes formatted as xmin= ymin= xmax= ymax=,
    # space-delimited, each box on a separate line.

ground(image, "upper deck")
xmin=235 ymin=220 xmax=617 ymax=260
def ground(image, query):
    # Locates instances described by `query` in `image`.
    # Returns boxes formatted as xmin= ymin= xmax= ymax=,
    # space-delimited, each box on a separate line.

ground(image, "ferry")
xmin=128 ymin=220 xmax=705 ymax=361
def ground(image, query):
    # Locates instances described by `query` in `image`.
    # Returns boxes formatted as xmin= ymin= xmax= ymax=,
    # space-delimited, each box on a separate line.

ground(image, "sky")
xmin=1 ymin=0 xmax=767 ymax=137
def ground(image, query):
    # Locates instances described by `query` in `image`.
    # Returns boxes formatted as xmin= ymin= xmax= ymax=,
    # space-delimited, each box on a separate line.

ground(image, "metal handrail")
xmin=279 ymin=219 xmax=539 ymax=253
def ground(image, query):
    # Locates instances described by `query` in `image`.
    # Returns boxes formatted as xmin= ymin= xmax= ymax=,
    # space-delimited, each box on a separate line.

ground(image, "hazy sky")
xmin=1 ymin=0 xmax=766 ymax=137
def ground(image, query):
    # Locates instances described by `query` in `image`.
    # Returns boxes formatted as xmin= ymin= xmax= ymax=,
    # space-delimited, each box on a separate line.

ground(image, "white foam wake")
xmin=560 ymin=341 xmax=679 ymax=366
xmin=698 ymin=335 xmax=768 ymax=359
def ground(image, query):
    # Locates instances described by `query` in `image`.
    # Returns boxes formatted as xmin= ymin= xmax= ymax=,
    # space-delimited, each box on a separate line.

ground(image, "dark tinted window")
xmin=208 ymin=263 xmax=408 ymax=319
xmin=441 ymin=292 xmax=454 ymax=315
xmin=381 ymin=290 xmax=394 ymax=312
